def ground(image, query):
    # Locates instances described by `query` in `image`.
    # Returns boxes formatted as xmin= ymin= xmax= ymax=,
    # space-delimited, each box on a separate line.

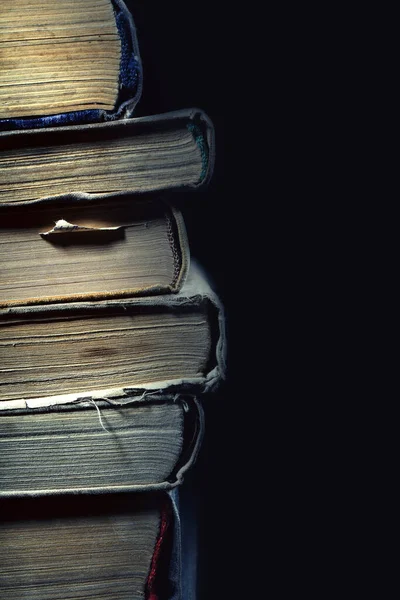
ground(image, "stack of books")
xmin=0 ymin=1 xmax=225 ymax=598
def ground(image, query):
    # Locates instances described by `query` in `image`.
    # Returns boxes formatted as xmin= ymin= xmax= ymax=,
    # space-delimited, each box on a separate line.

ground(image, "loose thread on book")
xmin=87 ymin=399 xmax=110 ymax=433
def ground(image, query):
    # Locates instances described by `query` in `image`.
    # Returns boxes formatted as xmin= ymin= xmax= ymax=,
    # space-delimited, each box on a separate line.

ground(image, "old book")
xmin=0 ymin=260 xmax=225 ymax=407
xmin=0 ymin=492 xmax=174 ymax=600
xmin=0 ymin=396 xmax=203 ymax=497
xmin=0 ymin=198 xmax=189 ymax=307
xmin=0 ymin=109 xmax=214 ymax=205
xmin=0 ymin=0 xmax=142 ymax=128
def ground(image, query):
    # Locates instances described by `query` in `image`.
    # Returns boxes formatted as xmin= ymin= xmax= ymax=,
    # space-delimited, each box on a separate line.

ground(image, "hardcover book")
xmin=0 ymin=198 xmax=189 ymax=306
xmin=0 ymin=109 xmax=214 ymax=205
xmin=0 ymin=396 xmax=203 ymax=497
xmin=0 ymin=0 xmax=142 ymax=130
xmin=0 ymin=492 xmax=176 ymax=600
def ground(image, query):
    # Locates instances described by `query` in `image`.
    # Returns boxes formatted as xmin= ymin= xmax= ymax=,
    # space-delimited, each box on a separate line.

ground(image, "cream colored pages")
xmin=0 ymin=310 xmax=212 ymax=402
xmin=0 ymin=201 xmax=184 ymax=305
xmin=0 ymin=259 xmax=226 ymax=411
xmin=0 ymin=125 xmax=203 ymax=204
xmin=0 ymin=494 xmax=162 ymax=600
xmin=0 ymin=0 xmax=121 ymax=118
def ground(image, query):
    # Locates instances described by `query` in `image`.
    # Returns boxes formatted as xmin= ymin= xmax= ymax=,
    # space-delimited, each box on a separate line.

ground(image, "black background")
xmin=122 ymin=3 xmax=246 ymax=598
